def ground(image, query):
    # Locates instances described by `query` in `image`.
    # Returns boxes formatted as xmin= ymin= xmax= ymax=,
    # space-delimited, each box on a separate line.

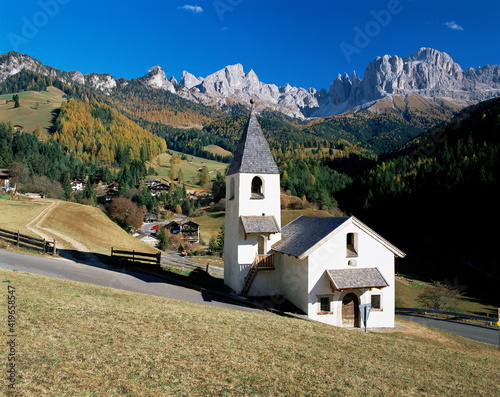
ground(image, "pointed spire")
xmin=227 ymin=102 xmax=279 ymax=175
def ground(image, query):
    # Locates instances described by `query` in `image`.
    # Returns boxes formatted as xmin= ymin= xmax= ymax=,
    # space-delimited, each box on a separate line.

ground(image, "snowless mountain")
xmin=1 ymin=48 xmax=500 ymax=120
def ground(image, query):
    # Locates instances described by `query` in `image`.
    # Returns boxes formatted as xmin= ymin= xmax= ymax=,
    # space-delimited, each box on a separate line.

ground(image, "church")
xmin=224 ymin=110 xmax=406 ymax=328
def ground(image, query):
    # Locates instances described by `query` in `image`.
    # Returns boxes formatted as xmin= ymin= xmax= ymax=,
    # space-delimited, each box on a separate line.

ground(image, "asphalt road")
xmin=0 ymin=249 xmax=263 ymax=315
xmin=397 ymin=313 xmax=499 ymax=346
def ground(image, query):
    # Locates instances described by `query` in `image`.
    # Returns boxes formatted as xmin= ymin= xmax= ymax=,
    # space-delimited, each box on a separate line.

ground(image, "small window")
xmin=371 ymin=294 xmax=381 ymax=310
xmin=251 ymin=176 xmax=264 ymax=199
xmin=346 ymin=232 xmax=358 ymax=257
xmin=229 ymin=178 xmax=235 ymax=200
xmin=318 ymin=296 xmax=332 ymax=314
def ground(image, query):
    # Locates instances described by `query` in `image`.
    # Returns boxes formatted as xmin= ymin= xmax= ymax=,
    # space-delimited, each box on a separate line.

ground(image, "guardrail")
xmin=0 ymin=227 xmax=56 ymax=254
xmin=396 ymin=307 xmax=498 ymax=325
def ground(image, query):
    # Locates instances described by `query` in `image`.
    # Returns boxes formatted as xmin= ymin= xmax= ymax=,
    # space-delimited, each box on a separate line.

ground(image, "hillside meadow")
xmin=0 ymin=88 xmax=65 ymax=133
xmin=1 ymin=269 xmax=498 ymax=396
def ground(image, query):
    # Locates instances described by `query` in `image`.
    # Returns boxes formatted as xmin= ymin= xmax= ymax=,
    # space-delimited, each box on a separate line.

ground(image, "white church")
xmin=224 ymin=110 xmax=406 ymax=328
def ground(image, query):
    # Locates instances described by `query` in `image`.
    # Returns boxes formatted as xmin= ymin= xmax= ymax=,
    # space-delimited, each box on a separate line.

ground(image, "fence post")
xmin=16 ymin=230 xmax=20 ymax=246
xmin=52 ymin=239 xmax=56 ymax=255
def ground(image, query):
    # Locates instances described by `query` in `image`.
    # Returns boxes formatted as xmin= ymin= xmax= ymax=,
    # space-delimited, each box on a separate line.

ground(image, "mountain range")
xmin=1 ymin=48 xmax=500 ymax=123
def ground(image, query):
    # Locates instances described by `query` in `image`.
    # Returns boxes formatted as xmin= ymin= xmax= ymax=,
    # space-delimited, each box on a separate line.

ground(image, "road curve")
xmin=0 ymin=249 xmax=265 ymax=315
xmin=398 ymin=313 xmax=499 ymax=346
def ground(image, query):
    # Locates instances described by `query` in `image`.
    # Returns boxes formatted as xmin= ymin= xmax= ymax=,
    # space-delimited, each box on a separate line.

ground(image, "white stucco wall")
xmin=224 ymin=172 xmax=282 ymax=294
xmin=273 ymin=253 xmax=309 ymax=313
xmin=306 ymin=222 xmax=395 ymax=328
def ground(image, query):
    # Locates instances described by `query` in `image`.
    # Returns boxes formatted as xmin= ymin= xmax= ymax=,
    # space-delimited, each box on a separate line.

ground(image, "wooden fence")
xmin=111 ymin=248 xmax=161 ymax=267
xmin=0 ymin=227 xmax=56 ymax=254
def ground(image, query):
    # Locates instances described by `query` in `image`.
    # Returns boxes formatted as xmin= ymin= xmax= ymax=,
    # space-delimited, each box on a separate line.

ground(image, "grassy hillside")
xmin=1 ymin=269 xmax=498 ymax=396
xmin=0 ymin=198 xmax=156 ymax=255
xmin=146 ymin=150 xmax=228 ymax=189
xmin=0 ymin=87 xmax=65 ymax=133
xmin=0 ymin=197 xmax=50 ymax=237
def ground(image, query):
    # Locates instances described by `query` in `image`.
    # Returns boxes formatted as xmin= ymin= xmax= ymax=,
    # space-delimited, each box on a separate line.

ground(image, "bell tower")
xmin=224 ymin=105 xmax=281 ymax=295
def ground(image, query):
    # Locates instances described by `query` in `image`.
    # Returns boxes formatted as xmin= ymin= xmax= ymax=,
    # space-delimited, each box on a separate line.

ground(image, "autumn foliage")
xmin=107 ymin=197 xmax=144 ymax=231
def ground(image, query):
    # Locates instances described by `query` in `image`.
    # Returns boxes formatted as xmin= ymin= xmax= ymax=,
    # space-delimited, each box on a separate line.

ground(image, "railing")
xmin=111 ymin=248 xmax=161 ymax=267
xmin=255 ymin=254 xmax=274 ymax=268
xmin=0 ymin=227 xmax=56 ymax=254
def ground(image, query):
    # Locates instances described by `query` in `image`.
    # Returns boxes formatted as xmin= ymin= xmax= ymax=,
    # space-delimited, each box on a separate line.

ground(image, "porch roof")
xmin=326 ymin=267 xmax=389 ymax=290
xmin=241 ymin=216 xmax=280 ymax=234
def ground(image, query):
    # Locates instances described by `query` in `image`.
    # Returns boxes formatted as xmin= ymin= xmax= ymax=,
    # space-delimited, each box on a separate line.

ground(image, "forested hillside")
xmin=338 ymin=98 xmax=500 ymax=303
xmin=52 ymin=100 xmax=166 ymax=166
xmin=108 ymin=80 xmax=224 ymax=127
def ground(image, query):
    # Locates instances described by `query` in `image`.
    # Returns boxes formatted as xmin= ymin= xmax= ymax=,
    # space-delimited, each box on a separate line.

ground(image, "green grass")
xmin=1 ymin=269 xmax=498 ymax=396
xmin=146 ymin=150 xmax=228 ymax=189
xmin=0 ymin=88 xmax=65 ymax=133
xmin=203 ymin=144 xmax=232 ymax=157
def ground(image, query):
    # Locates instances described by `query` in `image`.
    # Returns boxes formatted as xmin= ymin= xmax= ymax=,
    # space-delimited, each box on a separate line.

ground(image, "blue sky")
xmin=1 ymin=0 xmax=499 ymax=90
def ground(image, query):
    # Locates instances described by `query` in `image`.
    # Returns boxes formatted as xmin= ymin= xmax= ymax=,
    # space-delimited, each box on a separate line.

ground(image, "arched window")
xmin=251 ymin=176 xmax=264 ymax=199
xmin=229 ymin=178 xmax=235 ymax=200
xmin=346 ymin=232 xmax=358 ymax=257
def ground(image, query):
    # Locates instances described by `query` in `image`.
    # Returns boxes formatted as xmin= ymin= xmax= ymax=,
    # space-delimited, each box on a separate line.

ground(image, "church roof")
xmin=326 ymin=268 xmax=389 ymax=290
xmin=273 ymin=216 xmax=349 ymax=259
xmin=227 ymin=112 xmax=279 ymax=175
xmin=272 ymin=216 xmax=406 ymax=260
xmin=241 ymin=216 xmax=280 ymax=234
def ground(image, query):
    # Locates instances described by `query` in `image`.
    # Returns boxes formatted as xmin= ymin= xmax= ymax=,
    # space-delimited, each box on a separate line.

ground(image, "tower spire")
xmin=226 ymin=101 xmax=279 ymax=176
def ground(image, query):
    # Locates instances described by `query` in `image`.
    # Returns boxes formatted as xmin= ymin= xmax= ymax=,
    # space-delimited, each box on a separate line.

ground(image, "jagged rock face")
xmin=85 ymin=73 xmax=117 ymax=92
xmin=0 ymin=51 xmax=118 ymax=92
xmin=312 ymin=48 xmax=500 ymax=117
xmin=180 ymin=63 xmax=319 ymax=118
xmin=141 ymin=66 xmax=176 ymax=93
xmin=1 ymin=48 xmax=500 ymax=120
xmin=181 ymin=71 xmax=204 ymax=90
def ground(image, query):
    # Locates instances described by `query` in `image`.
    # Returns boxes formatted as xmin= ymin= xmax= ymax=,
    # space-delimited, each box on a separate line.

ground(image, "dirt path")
xmin=26 ymin=199 xmax=103 ymax=264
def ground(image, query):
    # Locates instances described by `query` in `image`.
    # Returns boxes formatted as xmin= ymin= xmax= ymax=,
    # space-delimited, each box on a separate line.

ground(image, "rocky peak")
xmin=141 ymin=66 xmax=175 ymax=93
xmin=180 ymin=70 xmax=204 ymax=89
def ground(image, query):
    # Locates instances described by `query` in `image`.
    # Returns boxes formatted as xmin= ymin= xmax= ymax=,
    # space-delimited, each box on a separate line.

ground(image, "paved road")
xmin=0 ymin=249 xmax=263 ymax=315
xmin=398 ymin=313 xmax=499 ymax=346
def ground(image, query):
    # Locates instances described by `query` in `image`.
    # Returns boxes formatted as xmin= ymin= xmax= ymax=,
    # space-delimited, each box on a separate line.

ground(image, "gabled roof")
xmin=326 ymin=268 xmax=389 ymax=290
xmin=241 ymin=216 xmax=280 ymax=234
xmin=272 ymin=216 xmax=406 ymax=260
xmin=226 ymin=112 xmax=279 ymax=175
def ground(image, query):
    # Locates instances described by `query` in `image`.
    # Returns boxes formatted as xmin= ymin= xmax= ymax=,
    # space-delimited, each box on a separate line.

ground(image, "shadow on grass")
xmin=55 ymin=248 xmax=240 ymax=304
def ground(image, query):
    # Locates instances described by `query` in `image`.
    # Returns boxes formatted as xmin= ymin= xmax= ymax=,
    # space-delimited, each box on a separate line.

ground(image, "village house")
xmin=163 ymin=220 xmax=200 ymax=244
xmin=0 ymin=169 xmax=13 ymax=193
xmin=224 ymin=110 xmax=405 ymax=328
xmin=70 ymin=179 xmax=86 ymax=191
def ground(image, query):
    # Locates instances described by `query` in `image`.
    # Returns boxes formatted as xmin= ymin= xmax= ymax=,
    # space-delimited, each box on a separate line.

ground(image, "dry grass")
xmin=203 ymin=144 xmax=232 ymax=157
xmin=0 ymin=199 xmax=50 ymax=237
xmin=0 ymin=198 xmax=156 ymax=256
xmin=41 ymin=201 xmax=157 ymax=255
xmin=1 ymin=269 xmax=498 ymax=396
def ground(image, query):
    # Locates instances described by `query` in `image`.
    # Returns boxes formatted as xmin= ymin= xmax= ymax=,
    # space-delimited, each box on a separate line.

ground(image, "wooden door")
xmin=342 ymin=293 xmax=360 ymax=327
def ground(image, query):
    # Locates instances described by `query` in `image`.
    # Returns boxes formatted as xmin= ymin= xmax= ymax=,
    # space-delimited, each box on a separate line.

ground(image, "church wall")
xmin=274 ymin=253 xmax=309 ymax=314
xmin=306 ymin=222 xmax=395 ymax=327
